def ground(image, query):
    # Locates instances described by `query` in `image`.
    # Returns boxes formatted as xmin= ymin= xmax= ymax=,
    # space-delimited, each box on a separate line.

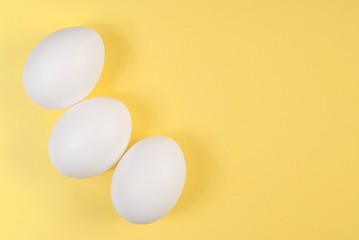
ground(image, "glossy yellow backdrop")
xmin=1 ymin=0 xmax=359 ymax=239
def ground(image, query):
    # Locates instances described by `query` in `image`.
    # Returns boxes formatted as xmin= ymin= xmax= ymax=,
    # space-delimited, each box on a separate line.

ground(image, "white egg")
xmin=49 ymin=97 xmax=131 ymax=178
xmin=23 ymin=27 xmax=105 ymax=109
xmin=111 ymin=136 xmax=186 ymax=224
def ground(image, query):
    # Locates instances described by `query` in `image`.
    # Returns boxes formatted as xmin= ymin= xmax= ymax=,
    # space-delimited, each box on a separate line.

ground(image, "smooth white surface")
xmin=49 ymin=97 xmax=132 ymax=178
xmin=23 ymin=27 xmax=105 ymax=109
xmin=111 ymin=136 xmax=186 ymax=224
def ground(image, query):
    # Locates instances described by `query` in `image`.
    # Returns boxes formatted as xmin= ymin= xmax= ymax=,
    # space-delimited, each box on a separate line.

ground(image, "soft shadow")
xmin=164 ymin=131 xmax=218 ymax=216
xmin=101 ymin=91 xmax=160 ymax=174
xmin=70 ymin=170 xmax=120 ymax=224
xmin=116 ymin=92 xmax=159 ymax=146
xmin=84 ymin=23 xmax=158 ymax=147
xmin=85 ymin=22 xmax=136 ymax=96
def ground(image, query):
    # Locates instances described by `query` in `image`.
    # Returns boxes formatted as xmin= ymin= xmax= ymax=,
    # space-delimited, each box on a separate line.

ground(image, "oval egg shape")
xmin=23 ymin=27 xmax=105 ymax=109
xmin=111 ymin=136 xmax=186 ymax=224
xmin=49 ymin=97 xmax=131 ymax=178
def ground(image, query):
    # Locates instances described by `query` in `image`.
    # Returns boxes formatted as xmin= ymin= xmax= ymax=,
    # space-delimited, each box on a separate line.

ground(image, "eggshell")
xmin=49 ymin=97 xmax=131 ymax=178
xmin=111 ymin=136 xmax=186 ymax=224
xmin=23 ymin=27 xmax=104 ymax=109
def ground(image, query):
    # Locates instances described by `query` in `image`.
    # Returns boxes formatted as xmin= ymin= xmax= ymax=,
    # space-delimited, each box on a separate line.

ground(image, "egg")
xmin=49 ymin=97 xmax=131 ymax=178
xmin=23 ymin=27 xmax=104 ymax=109
xmin=111 ymin=136 xmax=186 ymax=224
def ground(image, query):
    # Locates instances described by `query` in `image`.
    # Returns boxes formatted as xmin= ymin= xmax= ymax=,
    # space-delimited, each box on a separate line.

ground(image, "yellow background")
xmin=1 ymin=0 xmax=358 ymax=239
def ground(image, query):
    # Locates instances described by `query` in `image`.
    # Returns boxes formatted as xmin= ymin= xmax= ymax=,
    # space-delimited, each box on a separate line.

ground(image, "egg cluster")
xmin=23 ymin=27 xmax=186 ymax=224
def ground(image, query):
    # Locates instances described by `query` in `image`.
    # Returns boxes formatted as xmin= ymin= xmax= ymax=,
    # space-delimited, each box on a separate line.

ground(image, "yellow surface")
xmin=1 ymin=0 xmax=359 ymax=239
